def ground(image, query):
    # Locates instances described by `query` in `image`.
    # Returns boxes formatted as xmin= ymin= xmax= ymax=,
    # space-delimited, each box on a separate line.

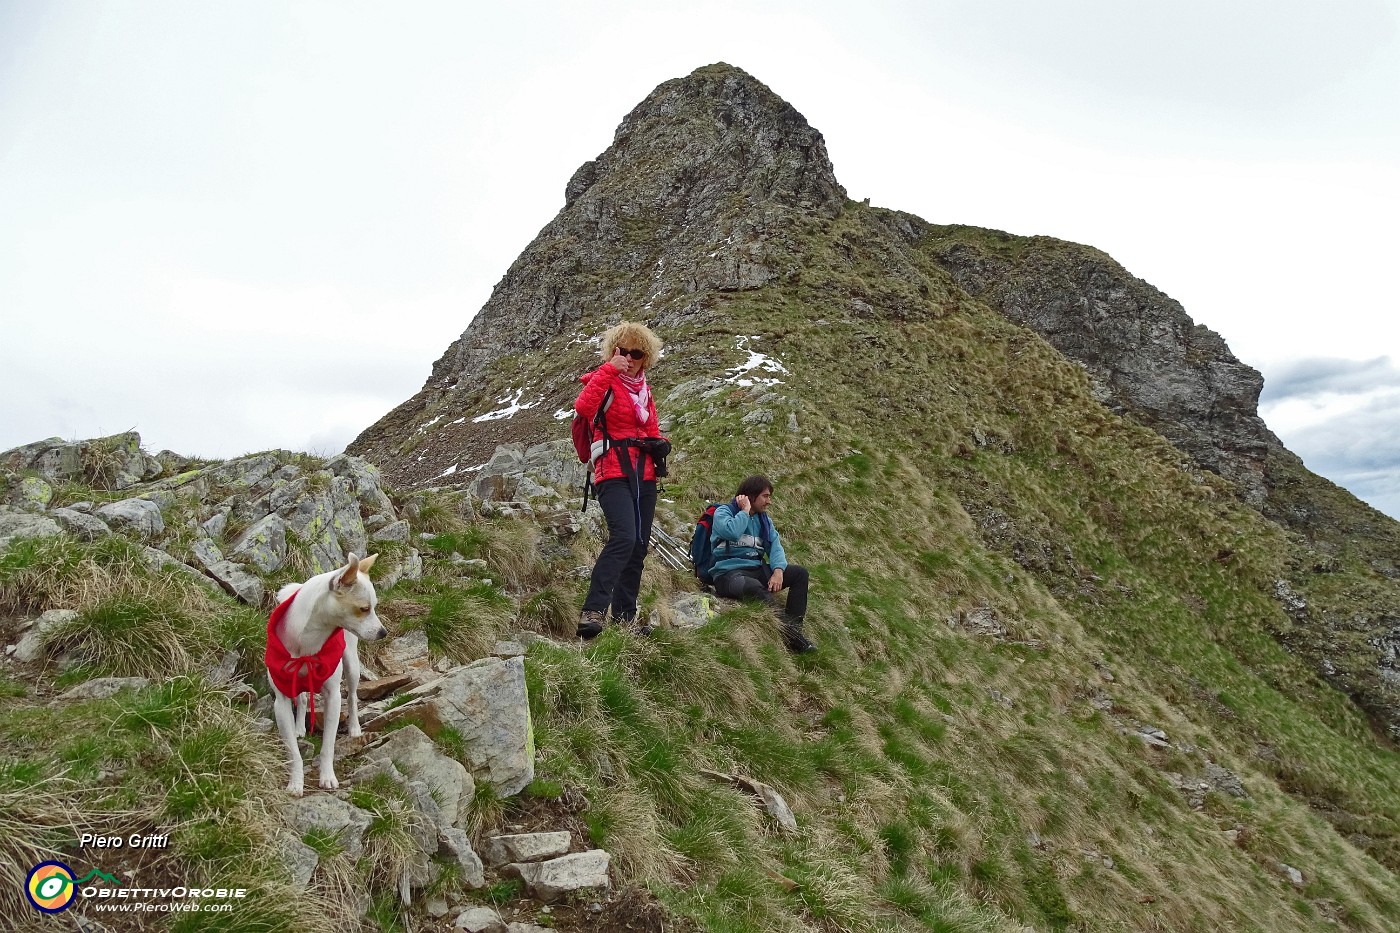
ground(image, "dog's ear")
xmin=334 ymin=553 xmax=361 ymax=591
xmin=359 ymin=553 xmax=378 ymax=573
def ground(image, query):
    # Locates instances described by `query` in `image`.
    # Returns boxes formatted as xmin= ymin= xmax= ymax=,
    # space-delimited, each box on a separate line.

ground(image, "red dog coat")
xmin=265 ymin=590 xmax=345 ymax=732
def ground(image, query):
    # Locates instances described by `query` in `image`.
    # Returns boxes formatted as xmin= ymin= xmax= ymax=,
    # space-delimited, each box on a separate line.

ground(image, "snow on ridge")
xmin=472 ymin=388 xmax=542 ymax=423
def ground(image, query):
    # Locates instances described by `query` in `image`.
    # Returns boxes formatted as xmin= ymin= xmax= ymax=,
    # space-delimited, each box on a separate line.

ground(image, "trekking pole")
xmin=649 ymin=531 xmax=689 ymax=572
xmin=653 ymin=525 xmax=687 ymax=551
xmin=654 ymin=537 xmax=688 ymax=572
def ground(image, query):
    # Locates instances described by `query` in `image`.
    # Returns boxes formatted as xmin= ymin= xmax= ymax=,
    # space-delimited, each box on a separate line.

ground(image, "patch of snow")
xmin=724 ymin=335 xmax=788 ymax=387
xmin=472 ymin=388 xmax=542 ymax=423
xmin=416 ymin=414 xmax=444 ymax=433
xmin=447 ymin=417 xmax=465 ymax=426
xmin=436 ymin=463 xmax=458 ymax=479
xmin=554 ymin=408 xmax=574 ymax=420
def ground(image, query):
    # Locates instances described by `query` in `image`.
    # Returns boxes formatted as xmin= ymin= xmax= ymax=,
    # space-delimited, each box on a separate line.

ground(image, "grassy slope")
xmin=522 ymin=202 xmax=1399 ymax=932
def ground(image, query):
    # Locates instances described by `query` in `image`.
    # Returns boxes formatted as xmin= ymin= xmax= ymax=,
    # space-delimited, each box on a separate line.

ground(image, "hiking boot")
xmin=780 ymin=623 xmax=816 ymax=654
xmin=577 ymin=610 xmax=606 ymax=640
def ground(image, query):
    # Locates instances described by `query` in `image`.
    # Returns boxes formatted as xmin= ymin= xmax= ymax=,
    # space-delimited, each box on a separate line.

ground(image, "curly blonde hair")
xmin=600 ymin=322 xmax=663 ymax=370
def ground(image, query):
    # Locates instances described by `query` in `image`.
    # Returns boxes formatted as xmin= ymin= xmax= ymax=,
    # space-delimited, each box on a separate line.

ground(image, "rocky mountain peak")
xmin=349 ymin=64 xmax=845 ymax=485
xmin=566 ymin=62 xmax=845 ymax=216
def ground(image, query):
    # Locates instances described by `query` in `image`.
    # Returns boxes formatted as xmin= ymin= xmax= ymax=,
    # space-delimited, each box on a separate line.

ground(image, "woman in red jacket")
xmin=575 ymin=321 xmax=670 ymax=639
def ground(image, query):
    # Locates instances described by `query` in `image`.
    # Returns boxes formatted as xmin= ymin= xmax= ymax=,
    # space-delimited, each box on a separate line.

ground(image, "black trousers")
xmin=713 ymin=564 xmax=809 ymax=622
xmin=584 ymin=478 xmax=657 ymax=618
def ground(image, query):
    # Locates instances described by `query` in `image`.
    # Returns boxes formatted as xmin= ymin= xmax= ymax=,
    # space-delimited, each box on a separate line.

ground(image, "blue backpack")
xmin=689 ymin=503 xmax=724 ymax=585
xmin=688 ymin=502 xmax=773 ymax=585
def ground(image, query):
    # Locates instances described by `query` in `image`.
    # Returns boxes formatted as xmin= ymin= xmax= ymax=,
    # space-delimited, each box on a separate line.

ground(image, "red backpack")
xmin=571 ymin=389 xmax=613 ymax=508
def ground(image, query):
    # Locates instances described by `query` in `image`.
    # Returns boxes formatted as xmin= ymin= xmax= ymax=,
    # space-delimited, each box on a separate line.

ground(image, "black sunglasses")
xmin=616 ymin=347 xmax=646 ymax=360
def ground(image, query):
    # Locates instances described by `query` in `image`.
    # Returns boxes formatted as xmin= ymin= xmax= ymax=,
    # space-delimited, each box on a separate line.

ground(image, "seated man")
xmin=710 ymin=474 xmax=816 ymax=653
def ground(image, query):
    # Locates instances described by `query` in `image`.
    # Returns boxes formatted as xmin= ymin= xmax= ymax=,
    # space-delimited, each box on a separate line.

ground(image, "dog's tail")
xmin=275 ymin=583 xmax=302 ymax=605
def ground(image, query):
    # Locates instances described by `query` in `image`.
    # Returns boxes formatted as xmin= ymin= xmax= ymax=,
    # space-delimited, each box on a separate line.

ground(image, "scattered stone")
xmin=358 ymin=673 xmax=416 ymax=701
xmin=0 ymin=509 xmax=63 ymax=551
xmin=700 ymin=768 xmax=798 ymax=833
xmin=787 ymin=412 xmax=799 ymax=432
xmin=360 ymin=724 xmax=474 ymax=826
xmin=280 ymin=795 xmax=373 ymax=858
xmin=189 ymin=538 xmax=224 ymax=572
xmin=426 ymin=897 xmax=450 ymax=918
xmin=94 ymin=498 xmax=164 ymax=538
xmin=141 ymin=547 xmax=220 ymax=593
xmin=141 ymin=489 xmax=177 ymax=512
xmin=482 ymin=831 xmax=572 ymax=868
xmin=414 ymin=656 xmax=535 ymax=796
xmin=380 ymin=630 xmax=431 ymax=673
xmin=49 ymin=507 xmax=111 ymax=541
xmin=200 ymin=510 xmax=229 ymax=540
xmin=1204 ymin=761 xmax=1248 ymax=798
xmin=210 ymin=453 xmax=278 ymax=490
xmin=664 ymin=593 xmax=714 ymax=630
xmin=377 ymin=548 xmax=423 ymax=590
xmin=7 ymin=476 xmax=54 ymax=511
xmin=372 ymin=520 xmax=412 ymax=544
xmin=741 ymin=407 xmax=773 ymax=426
xmin=438 ymin=826 xmax=487 ymax=888
xmin=1132 ymin=726 xmax=1170 ymax=747
xmin=13 ymin=609 xmax=79 ymax=663
xmin=950 ymin=606 xmax=1007 ymax=637
xmin=58 ymin=677 xmax=150 ymax=700
xmin=493 ymin=640 xmax=526 ymax=658
xmin=272 ymin=829 xmax=319 ymax=891
xmin=503 ymin=850 xmax=610 ymax=902
xmin=1278 ymin=861 xmax=1304 ymax=887
xmin=326 ymin=453 xmax=398 ymax=517
xmin=455 ymin=906 xmax=508 ymax=932
xmin=206 ymin=560 xmax=265 ymax=606
xmin=206 ymin=649 xmax=241 ymax=684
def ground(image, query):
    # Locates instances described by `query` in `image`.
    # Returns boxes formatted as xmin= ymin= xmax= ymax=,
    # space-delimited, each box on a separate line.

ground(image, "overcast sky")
xmin=3 ymin=1 xmax=1399 ymax=515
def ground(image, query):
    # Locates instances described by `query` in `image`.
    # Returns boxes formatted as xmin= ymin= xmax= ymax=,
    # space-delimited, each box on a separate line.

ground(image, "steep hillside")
xmin=343 ymin=63 xmax=1400 ymax=929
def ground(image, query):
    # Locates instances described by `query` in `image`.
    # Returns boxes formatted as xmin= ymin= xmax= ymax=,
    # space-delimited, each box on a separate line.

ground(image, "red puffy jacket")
xmin=575 ymin=364 xmax=665 ymax=483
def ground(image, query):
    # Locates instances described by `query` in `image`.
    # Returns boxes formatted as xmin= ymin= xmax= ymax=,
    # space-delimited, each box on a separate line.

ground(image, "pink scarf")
xmin=618 ymin=371 xmax=651 ymax=425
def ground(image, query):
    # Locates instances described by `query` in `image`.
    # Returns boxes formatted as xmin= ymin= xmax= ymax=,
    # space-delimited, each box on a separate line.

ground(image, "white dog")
xmin=264 ymin=552 xmax=387 ymax=795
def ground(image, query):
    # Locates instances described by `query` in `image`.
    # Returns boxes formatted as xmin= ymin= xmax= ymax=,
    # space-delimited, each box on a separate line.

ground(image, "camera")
xmin=639 ymin=437 xmax=671 ymax=477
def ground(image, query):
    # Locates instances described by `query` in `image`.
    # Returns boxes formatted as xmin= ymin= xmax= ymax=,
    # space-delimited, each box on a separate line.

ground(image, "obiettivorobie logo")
xmin=24 ymin=859 xmax=249 ymax=915
xmin=25 ymin=862 xmax=121 ymax=914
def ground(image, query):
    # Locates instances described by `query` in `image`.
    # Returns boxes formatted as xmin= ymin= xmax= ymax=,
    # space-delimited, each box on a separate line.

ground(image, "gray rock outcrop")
xmin=415 ymin=657 xmax=535 ymax=796
xmin=230 ymin=514 xmax=288 ymax=573
xmin=924 ymin=234 xmax=1274 ymax=506
xmin=95 ymin=498 xmax=165 ymax=539
xmin=360 ymin=725 xmax=474 ymax=827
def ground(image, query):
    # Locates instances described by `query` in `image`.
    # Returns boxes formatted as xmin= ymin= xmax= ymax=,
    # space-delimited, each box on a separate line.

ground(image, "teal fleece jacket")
xmin=710 ymin=502 xmax=787 ymax=576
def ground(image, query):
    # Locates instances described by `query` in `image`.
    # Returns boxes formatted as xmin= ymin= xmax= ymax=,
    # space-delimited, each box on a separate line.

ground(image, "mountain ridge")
xmin=342 ymin=61 xmax=1400 ymax=927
